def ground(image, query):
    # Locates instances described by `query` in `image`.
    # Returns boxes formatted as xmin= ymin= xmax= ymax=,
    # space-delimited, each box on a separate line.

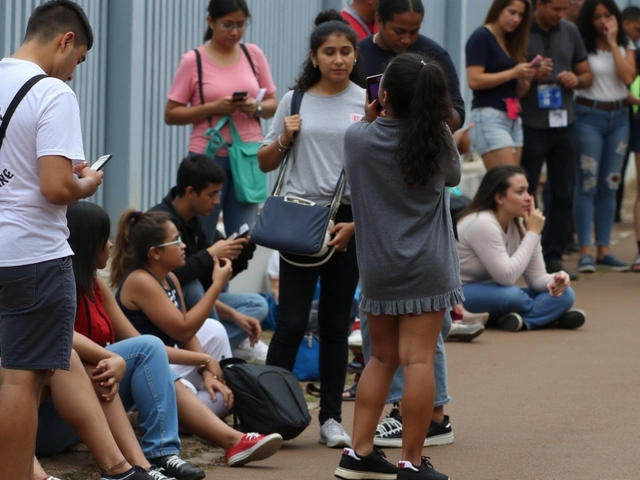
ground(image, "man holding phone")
xmin=149 ymin=155 xmax=270 ymax=364
xmin=519 ymin=0 xmax=592 ymax=279
xmin=0 ymin=2 xmax=103 ymax=478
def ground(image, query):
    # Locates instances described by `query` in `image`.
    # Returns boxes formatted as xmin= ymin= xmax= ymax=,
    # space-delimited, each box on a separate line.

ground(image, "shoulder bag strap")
xmin=272 ymin=89 xmax=304 ymax=196
xmin=239 ymin=43 xmax=262 ymax=126
xmin=193 ymin=48 xmax=212 ymax=128
xmin=0 ymin=74 xmax=48 ymax=153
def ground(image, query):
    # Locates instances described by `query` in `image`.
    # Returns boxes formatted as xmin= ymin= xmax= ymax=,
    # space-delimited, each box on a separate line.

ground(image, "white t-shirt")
xmin=0 ymin=58 xmax=85 ymax=267
xmin=580 ymin=41 xmax=636 ymax=101
xmin=266 ymin=250 xmax=280 ymax=279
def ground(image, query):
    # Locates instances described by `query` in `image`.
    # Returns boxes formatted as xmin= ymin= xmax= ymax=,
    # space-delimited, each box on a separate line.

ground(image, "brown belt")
xmin=575 ymin=96 xmax=628 ymax=111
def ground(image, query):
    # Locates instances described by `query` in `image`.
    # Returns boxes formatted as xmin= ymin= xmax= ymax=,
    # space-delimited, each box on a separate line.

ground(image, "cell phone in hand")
xmin=365 ymin=74 xmax=383 ymax=103
xmin=529 ymin=55 xmax=543 ymax=68
xmin=232 ymin=91 xmax=248 ymax=101
xmin=90 ymin=154 xmax=113 ymax=171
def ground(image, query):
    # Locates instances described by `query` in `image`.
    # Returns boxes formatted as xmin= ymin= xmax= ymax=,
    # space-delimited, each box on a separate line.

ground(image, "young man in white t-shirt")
xmin=0 ymin=2 xmax=103 ymax=479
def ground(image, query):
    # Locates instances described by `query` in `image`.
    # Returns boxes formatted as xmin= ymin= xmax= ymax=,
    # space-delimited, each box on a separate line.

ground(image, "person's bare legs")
xmin=48 ymin=352 xmax=131 ymax=475
xmin=481 ymin=147 xmax=519 ymax=171
xmin=399 ymin=310 xmax=445 ymax=465
xmin=351 ymin=313 xmax=400 ymax=455
xmin=32 ymin=456 xmax=47 ymax=479
xmin=174 ymin=380 xmax=243 ymax=449
xmin=0 ymin=367 xmax=48 ymax=480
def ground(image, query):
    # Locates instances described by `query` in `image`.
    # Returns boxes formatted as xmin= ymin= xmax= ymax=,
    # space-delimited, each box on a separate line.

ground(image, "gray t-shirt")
xmin=520 ymin=19 xmax=588 ymax=129
xmin=262 ymin=82 xmax=366 ymax=205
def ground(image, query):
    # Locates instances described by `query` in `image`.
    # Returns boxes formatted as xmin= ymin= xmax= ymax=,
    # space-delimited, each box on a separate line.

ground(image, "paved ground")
xmin=41 ymin=225 xmax=640 ymax=480
xmin=200 ymin=232 xmax=640 ymax=480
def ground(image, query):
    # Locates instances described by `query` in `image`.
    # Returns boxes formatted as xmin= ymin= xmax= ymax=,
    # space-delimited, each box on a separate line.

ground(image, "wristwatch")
xmin=254 ymin=103 xmax=263 ymax=118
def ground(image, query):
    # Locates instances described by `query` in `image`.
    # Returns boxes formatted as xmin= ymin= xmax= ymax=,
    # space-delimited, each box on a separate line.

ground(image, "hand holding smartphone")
xmin=232 ymin=91 xmax=248 ymax=102
xmin=366 ymin=74 xmax=383 ymax=103
xmin=529 ymin=55 xmax=543 ymax=68
xmin=90 ymin=154 xmax=113 ymax=171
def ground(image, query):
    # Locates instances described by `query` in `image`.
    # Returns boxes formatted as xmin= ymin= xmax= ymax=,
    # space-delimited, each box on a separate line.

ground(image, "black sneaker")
xmin=397 ymin=457 xmax=449 ymax=480
xmin=147 ymin=455 xmax=205 ymax=480
xmin=556 ymin=309 xmax=586 ymax=330
xmin=101 ymin=466 xmax=158 ymax=480
xmin=144 ymin=466 xmax=176 ymax=480
xmin=335 ymin=447 xmax=398 ymax=480
xmin=498 ymin=312 xmax=523 ymax=332
xmin=424 ymin=415 xmax=454 ymax=447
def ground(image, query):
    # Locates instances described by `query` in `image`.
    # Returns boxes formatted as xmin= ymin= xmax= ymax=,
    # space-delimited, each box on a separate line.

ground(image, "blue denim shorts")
xmin=0 ymin=257 xmax=76 ymax=370
xmin=470 ymin=107 xmax=523 ymax=156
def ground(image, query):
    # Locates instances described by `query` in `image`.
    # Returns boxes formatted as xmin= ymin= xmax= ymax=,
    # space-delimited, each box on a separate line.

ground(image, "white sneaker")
xmin=319 ymin=418 xmax=351 ymax=448
xmin=348 ymin=328 xmax=362 ymax=347
xmin=232 ymin=338 xmax=269 ymax=364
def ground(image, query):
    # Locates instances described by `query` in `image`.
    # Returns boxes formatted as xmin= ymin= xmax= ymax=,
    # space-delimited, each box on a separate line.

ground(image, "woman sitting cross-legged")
xmin=56 ymin=201 xmax=282 ymax=474
xmin=456 ymin=165 xmax=586 ymax=332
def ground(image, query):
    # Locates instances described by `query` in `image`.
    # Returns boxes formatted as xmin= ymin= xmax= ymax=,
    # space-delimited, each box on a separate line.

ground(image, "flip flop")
xmin=306 ymin=382 xmax=321 ymax=398
xmin=342 ymin=382 xmax=357 ymax=401
xmin=632 ymin=255 xmax=640 ymax=273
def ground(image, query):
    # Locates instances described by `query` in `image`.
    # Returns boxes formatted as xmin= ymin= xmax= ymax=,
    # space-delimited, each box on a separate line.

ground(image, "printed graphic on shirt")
xmin=350 ymin=113 xmax=363 ymax=124
xmin=166 ymin=288 xmax=180 ymax=308
xmin=0 ymin=169 xmax=15 ymax=187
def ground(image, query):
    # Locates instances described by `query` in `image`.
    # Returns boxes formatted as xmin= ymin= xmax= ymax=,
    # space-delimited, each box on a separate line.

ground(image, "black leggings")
xmin=266 ymin=205 xmax=359 ymax=425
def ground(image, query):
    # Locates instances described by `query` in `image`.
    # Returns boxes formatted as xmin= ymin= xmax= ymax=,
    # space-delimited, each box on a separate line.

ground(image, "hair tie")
xmin=420 ymin=60 xmax=427 ymax=67
xmin=131 ymin=211 xmax=143 ymax=223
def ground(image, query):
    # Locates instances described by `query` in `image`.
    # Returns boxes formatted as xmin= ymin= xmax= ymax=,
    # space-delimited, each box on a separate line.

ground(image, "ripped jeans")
xmin=574 ymin=102 xmax=629 ymax=247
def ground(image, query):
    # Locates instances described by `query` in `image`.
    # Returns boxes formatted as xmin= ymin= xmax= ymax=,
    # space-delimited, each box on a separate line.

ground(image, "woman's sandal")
xmin=342 ymin=382 xmax=357 ymax=401
xmin=631 ymin=254 xmax=640 ymax=273
xmin=306 ymin=382 xmax=321 ymax=398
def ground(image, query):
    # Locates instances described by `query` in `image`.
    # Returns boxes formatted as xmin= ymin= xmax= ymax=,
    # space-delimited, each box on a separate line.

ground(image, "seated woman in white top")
xmin=456 ymin=165 xmax=586 ymax=332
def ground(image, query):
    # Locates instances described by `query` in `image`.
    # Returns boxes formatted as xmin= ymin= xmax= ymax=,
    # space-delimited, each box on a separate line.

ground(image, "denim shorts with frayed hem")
xmin=0 ymin=256 xmax=76 ymax=370
xmin=470 ymin=106 xmax=524 ymax=156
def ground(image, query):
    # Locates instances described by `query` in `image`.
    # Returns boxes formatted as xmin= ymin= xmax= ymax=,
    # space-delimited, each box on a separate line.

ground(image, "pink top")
xmin=167 ymin=43 xmax=277 ymax=155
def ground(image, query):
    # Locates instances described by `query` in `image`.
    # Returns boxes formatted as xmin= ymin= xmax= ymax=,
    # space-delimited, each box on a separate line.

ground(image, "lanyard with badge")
xmin=537 ymin=30 xmax=568 ymax=128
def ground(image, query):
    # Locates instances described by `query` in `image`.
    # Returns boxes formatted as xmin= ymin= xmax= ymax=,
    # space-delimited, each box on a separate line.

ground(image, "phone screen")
xmin=90 ymin=154 xmax=113 ymax=171
xmin=366 ymin=74 xmax=383 ymax=102
xmin=232 ymin=91 xmax=248 ymax=101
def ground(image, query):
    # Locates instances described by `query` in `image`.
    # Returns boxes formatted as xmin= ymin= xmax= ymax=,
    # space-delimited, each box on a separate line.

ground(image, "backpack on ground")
xmin=221 ymin=358 xmax=312 ymax=440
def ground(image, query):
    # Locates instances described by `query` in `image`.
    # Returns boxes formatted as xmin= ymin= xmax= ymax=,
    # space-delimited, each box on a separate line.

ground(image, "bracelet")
xmin=276 ymin=134 xmax=291 ymax=153
xmin=102 ymin=458 xmax=127 ymax=474
xmin=197 ymin=357 xmax=211 ymax=374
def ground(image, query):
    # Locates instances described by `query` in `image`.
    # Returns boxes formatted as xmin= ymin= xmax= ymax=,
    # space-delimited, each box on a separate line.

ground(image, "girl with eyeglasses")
xmin=165 ymin=0 xmax=278 ymax=243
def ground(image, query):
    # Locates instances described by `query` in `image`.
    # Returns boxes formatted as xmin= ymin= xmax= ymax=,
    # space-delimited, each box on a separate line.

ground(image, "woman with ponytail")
xmin=336 ymin=54 xmax=461 ymax=480
xmin=165 ymin=0 xmax=278 ymax=243
xmin=257 ymin=10 xmax=364 ymax=449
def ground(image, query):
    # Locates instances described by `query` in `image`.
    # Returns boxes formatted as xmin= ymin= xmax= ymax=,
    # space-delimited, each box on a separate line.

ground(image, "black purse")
xmin=250 ymin=90 xmax=346 ymax=267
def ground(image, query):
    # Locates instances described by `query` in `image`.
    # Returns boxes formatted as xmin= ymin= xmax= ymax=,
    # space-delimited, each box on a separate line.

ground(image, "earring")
xmin=313 ymin=63 xmax=318 ymax=69
xmin=354 ymin=59 xmax=357 ymax=65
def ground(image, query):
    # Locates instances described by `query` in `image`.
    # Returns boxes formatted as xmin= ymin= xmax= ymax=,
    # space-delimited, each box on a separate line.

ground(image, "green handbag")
xmin=204 ymin=116 xmax=268 ymax=204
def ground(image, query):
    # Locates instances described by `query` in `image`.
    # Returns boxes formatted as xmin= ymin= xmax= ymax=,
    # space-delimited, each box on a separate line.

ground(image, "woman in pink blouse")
xmin=456 ymin=166 xmax=586 ymax=332
xmin=165 ymin=0 xmax=277 ymax=242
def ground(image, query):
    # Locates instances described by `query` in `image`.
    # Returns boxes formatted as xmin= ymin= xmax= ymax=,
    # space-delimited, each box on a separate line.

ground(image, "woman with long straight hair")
xmin=466 ymin=0 xmax=534 ymax=169
xmin=336 ymin=54 xmax=462 ymax=480
xmin=257 ymin=10 xmax=364 ymax=449
xmin=165 ymin=0 xmax=277 ymax=242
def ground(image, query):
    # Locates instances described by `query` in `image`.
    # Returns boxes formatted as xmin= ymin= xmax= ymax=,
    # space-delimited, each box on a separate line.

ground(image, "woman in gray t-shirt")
xmin=257 ymin=11 xmax=364 ymax=451
xmin=337 ymin=54 xmax=463 ymax=480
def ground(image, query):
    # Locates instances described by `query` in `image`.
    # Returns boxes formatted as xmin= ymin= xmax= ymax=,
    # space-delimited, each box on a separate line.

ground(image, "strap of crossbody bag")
xmin=194 ymin=44 xmax=260 ymax=129
xmin=0 ymin=74 xmax=48 ymax=153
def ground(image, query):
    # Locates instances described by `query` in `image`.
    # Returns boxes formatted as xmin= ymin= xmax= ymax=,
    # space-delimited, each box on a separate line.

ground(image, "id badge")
xmin=537 ymin=84 xmax=563 ymax=109
xmin=549 ymin=109 xmax=568 ymax=128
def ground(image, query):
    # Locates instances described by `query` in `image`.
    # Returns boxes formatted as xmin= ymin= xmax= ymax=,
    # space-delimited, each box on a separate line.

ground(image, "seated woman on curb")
xmin=63 ymin=202 xmax=282 ymax=471
xmin=456 ymin=165 xmax=586 ymax=331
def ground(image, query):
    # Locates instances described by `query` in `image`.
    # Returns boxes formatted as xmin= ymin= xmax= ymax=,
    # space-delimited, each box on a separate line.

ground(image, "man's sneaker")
xmin=596 ymin=254 xmax=630 ymax=272
xmin=424 ymin=415 xmax=454 ymax=447
xmin=147 ymin=455 xmax=204 ymax=480
xmin=397 ymin=457 xmax=449 ymax=480
xmin=577 ymin=254 xmax=596 ymax=273
xmin=546 ymin=257 xmax=578 ymax=281
xmin=557 ymin=309 xmax=586 ymax=330
xmin=225 ymin=432 xmax=283 ymax=467
xmin=101 ymin=466 xmax=157 ymax=480
xmin=319 ymin=418 xmax=352 ymax=448
xmin=335 ymin=447 xmax=398 ymax=480
xmin=232 ymin=338 xmax=269 ymax=364
xmin=348 ymin=328 xmax=362 ymax=347
xmin=445 ymin=321 xmax=484 ymax=342
xmin=145 ymin=467 xmax=177 ymax=480
xmin=498 ymin=312 xmax=523 ymax=332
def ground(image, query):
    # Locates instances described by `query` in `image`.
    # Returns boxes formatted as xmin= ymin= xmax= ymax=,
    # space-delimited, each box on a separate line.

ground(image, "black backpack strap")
xmin=291 ymin=89 xmax=304 ymax=117
xmin=271 ymin=90 xmax=305 ymax=196
xmin=239 ymin=43 xmax=258 ymax=79
xmin=0 ymin=74 xmax=47 ymax=153
xmin=193 ymin=48 xmax=212 ymax=128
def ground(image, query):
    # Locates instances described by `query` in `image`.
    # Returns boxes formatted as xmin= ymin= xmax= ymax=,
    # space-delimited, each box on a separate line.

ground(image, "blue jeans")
xmin=462 ymin=283 xmax=575 ymax=330
xmin=361 ymin=310 xmax=452 ymax=408
xmin=181 ymin=280 xmax=268 ymax=349
xmin=36 ymin=335 xmax=181 ymax=459
xmin=573 ymin=103 xmax=630 ymax=247
xmin=196 ymin=154 xmax=260 ymax=243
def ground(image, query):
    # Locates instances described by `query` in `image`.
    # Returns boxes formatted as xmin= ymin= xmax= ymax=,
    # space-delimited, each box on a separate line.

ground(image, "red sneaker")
xmin=225 ymin=432 xmax=283 ymax=467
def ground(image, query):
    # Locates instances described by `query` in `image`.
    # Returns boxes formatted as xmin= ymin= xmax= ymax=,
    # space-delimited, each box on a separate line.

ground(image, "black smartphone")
xmin=232 ymin=91 xmax=248 ymax=101
xmin=366 ymin=74 xmax=383 ymax=103
xmin=90 ymin=154 xmax=113 ymax=171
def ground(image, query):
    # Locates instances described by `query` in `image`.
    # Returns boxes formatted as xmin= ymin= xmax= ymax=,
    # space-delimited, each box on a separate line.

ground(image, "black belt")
xmin=575 ymin=97 xmax=628 ymax=111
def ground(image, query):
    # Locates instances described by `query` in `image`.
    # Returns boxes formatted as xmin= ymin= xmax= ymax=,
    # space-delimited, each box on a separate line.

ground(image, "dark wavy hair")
xmin=66 ymin=202 xmax=111 ymax=299
xmin=484 ymin=0 xmax=532 ymax=63
xmin=294 ymin=10 xmax=362 ymax=91
xmin=459 ymin=165 xmax=527 ymax=219
xmin=577 ymin=0 xmax=627 ymax=53
xmin=203 ymin=0 xmax=250 ymax=42
xmin=382 ymin=54 xmax=454 ymax=186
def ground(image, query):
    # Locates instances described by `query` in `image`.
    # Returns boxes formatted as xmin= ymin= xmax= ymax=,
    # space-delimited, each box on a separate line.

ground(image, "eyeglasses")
xmin=216 ymin=20 xmax=248 ymax=32
xmin=155 ymin=236 xmax=182 ymax=248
